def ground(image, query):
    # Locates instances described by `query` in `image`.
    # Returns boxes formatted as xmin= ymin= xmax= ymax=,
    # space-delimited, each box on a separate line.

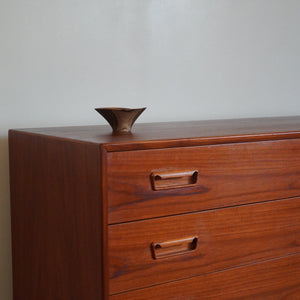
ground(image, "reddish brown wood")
xmin=151 ymin=236 xmax=198 ymax=259
xmin=8 ymin=116 xmax=300 ymax=300
xmin=9 ymin=131 xmax=105 ymax=300
xmin=99 ymin=146 xmax=109 ymax=300
xmin=108 ymin=198 xmax=300 ymax=294
xmin=110 ymin=254 xmax=300 ymax=300
xmin=150 ymin=169 xmax=198 ymax=190
xmin=14 ymin=116 xmax=300 ymax=151
xmin=107 ymin=139 xmax=300 ymax=223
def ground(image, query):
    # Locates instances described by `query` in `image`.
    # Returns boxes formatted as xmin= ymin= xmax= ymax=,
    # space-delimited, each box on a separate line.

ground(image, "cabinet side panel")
xmin=9 ymin=131 xmax=103 ymax=300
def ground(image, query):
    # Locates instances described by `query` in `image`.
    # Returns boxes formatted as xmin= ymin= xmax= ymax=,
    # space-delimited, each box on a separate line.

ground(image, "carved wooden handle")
xmin=151 ymin=170 xmax=198 ymax=190
xmin=151 ymin=237 xmax=198 ymax=259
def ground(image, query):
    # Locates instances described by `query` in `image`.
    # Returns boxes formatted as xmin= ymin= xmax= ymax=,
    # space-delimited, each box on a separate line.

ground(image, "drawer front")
xmin=108 ymin=198 xmax=300 ymax=295
xmin=110 ymin=254 xmax=300 ymax=300
xmin=107 ymin=139 xmax=300 ymax=223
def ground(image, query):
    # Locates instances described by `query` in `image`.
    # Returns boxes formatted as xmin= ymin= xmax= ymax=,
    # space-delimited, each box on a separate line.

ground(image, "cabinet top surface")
xmin=11 ymin=116 xmax=300 ymax=151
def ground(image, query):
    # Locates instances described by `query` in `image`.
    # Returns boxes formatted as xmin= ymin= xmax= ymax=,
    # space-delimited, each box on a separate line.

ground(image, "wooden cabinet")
xmin=9 ymin=116 xmax=300 ymax=299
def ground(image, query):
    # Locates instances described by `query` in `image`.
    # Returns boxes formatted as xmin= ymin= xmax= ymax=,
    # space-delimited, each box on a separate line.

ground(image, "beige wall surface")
xmin=1 ymin=0 xmax=300 ymax=299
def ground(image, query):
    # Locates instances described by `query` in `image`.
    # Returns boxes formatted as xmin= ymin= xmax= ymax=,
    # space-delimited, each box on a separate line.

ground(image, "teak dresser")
xmin=9 ymin=116 xmax=300 ymax=299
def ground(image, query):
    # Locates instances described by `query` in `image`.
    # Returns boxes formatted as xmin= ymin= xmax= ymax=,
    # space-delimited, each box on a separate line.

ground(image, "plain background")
xmin=1 ymin=0 xmax=300 ymax=298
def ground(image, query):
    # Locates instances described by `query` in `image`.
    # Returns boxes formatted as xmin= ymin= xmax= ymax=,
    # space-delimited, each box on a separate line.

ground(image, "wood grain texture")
xmin=100 ymin=146 xmax=110 ymax=300
xmin=9 ymin=116 xmax=300 ymax=300
xmin=110 ymin=254 xmax=300 ymax=300
xmin=14 ymin=116 xmax=300 ymax=151
xmin=107 ymin=139 xmax=300 ymax=223
xmin=109 ymin=198 xmax=300 ymax=294
xmin=9 ymin=130 xmax=104 ymax=300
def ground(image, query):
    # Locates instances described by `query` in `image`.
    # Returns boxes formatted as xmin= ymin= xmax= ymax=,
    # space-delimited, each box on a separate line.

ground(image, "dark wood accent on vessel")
xmin=95 ymin=107 xmax=146 ymax=135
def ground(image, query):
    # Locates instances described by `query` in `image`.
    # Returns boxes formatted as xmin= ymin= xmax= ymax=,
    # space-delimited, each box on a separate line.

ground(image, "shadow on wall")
xmin=0 ymin=136 xmax=13 ymax=300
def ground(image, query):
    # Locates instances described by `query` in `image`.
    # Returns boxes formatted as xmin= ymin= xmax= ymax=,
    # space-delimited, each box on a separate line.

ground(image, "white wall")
xmin=1 ymin=0 xmax=300 ymax=298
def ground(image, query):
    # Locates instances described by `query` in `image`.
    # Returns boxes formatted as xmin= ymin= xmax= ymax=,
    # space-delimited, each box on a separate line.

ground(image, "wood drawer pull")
xmin=151 ymin=170 xmax=198 ymax=190
xmin=151 ymin=237 xmax=198 ymax=259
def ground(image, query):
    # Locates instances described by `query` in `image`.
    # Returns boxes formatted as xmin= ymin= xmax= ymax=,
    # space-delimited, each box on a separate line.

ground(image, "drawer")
xmin=110 ymin=254 xmax=300 ymax=300
xmin=108 ymin=198 xmax=300 ymax=295
xmin=107 ymin=139 xmax=300 ymax=223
